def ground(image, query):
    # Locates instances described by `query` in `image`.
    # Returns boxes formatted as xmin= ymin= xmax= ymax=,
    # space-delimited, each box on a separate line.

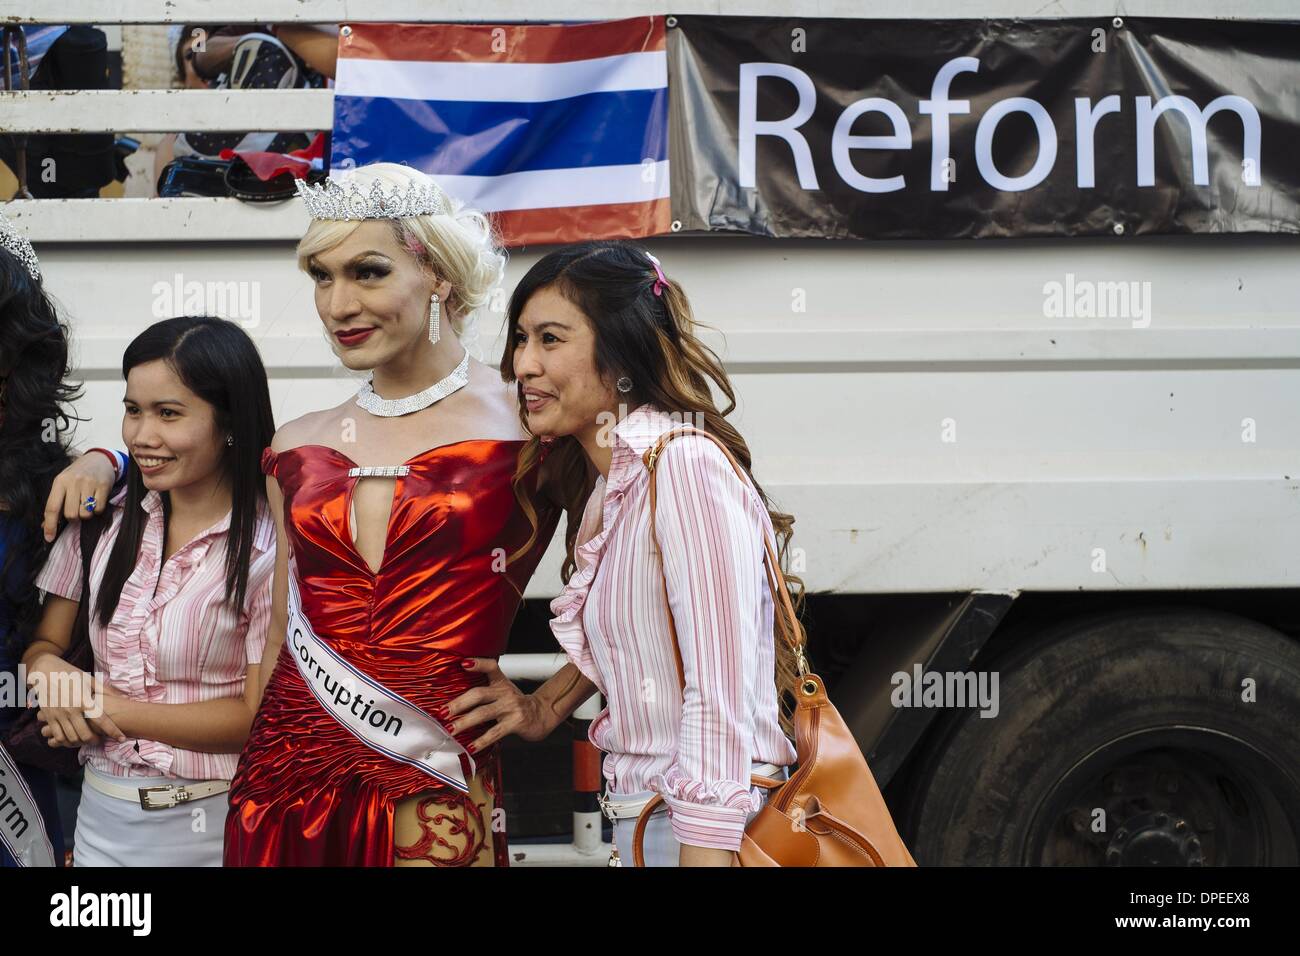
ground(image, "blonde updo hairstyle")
xmin=295 ymin=162 xmax=505 ymax=336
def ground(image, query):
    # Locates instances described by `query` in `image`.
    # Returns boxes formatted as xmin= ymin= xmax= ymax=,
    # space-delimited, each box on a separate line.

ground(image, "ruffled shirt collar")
xmin=548 ymin=403 xmax=694 ymax=692
xmin=599 ymin=401 xmax=694 ymax=540
xmin=96 ymin=485 xmax=273 ymax=774
xmin=134 ymin=488 xmax=275 ymax=554
xmin=606 ymin=400 xmax=684 ymax=485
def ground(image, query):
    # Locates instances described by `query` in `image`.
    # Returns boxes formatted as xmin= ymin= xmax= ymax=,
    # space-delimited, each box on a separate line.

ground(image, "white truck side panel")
xmin=36 ymin=234 xmax=1300 ymax=595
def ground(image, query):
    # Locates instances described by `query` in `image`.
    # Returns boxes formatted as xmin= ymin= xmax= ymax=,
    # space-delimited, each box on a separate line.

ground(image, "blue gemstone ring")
xmin=84 ymin=496 xmax=96 ymax=513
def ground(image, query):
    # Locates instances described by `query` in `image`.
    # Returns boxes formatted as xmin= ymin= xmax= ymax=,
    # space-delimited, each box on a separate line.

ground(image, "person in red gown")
xmin=220 ymin=163 xmax=562 ymax=867
xmin=228 ymin=437 xmax=555 ymax=866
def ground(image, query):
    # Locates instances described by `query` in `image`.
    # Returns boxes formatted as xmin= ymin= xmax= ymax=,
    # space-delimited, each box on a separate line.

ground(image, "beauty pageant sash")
xmin=285 ymin=569 xmax=473 ymax=792
xmin=0 ymin=742 xmax=57 ymax=867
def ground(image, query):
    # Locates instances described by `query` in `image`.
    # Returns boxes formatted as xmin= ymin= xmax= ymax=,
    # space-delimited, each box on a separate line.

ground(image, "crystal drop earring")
xmin=428 ymin=293 xmax=441 ymax=345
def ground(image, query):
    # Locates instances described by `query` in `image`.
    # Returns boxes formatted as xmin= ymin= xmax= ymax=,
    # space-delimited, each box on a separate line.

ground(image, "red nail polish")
xmin=460 ymin=660 xmax=473 ymax=669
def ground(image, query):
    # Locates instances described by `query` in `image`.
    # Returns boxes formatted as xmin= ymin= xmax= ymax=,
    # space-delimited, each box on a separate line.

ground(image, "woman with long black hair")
xmin=0 ymin=211 xmax=81 ymax=867
xmin=22 ymin=316 xmax=276 ymax=866
xmin=447 ymin=240 xmax=803 ymax=866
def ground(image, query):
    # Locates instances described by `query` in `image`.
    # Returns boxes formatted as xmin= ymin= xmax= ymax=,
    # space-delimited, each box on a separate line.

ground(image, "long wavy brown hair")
xmin=499 ymin=240 xmax=806 ymax=734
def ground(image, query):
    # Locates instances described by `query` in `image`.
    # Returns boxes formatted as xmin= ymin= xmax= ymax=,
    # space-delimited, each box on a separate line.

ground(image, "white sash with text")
xmin=0 ymin=742 xmax=57 ymax=867
xmin=286 ymin=571 xmax=472 ymax=792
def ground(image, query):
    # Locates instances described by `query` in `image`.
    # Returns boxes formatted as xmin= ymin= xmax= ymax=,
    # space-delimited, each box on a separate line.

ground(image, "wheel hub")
xmin=1103 ymin=809 xmax=1204 ymax=866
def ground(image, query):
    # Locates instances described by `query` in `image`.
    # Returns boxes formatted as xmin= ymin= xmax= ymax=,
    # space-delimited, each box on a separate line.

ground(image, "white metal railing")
xmin=4 ymin=0 xmax=658 ymax=22
xmin=2 ymin=15 xmax=337 ymax=239
xmin=5 ymin=197 xmax=309 ymax=241
xmin=0 ymin=0 xmax=1289 ymax=24
xmin=3 ymin=89 xmax=335 ymax=134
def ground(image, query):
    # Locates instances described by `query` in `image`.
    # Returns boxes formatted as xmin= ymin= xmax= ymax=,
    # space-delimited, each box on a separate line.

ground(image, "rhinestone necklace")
xmin=355 ymin=349 xmax=470 ymax=417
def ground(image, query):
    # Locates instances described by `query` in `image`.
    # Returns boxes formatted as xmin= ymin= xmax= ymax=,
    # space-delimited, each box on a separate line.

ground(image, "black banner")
xmin=667 ymin=17 xmax=1300 ymax=239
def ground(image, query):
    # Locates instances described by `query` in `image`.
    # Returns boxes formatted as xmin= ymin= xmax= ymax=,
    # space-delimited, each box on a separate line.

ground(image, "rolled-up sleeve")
xmin=650 ymin=437 xmax=767 ymax=852
xmin=35 ymin=485 xmax=128 ymax=603
xmin=34 ymin=521 xmax=84 ymax=602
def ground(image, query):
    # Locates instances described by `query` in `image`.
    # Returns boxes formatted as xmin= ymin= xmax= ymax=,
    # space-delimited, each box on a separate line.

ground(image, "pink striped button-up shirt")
xmin=34 ymin=486 xmax=275 ymax=780
xmin=550 ymin=403 xmax=797 ymax=852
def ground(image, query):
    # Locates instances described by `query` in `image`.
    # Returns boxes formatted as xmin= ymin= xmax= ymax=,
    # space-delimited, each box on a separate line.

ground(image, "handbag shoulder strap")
xmin=641 ymin=425 xmax=806 ymax=692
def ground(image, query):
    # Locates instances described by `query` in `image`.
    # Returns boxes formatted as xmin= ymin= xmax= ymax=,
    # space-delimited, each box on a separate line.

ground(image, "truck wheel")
xmin=903 ymin=609 xmax=1300 ymax=865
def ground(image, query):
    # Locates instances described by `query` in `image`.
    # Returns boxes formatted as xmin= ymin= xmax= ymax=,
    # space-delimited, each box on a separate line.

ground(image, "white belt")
xmin=598 ymin=762 xmax=786 ymax=822
xmin=598 ymin=791 xmax=662 ymax=821
xmin=82 ymin=768 xmax=230 ymax=811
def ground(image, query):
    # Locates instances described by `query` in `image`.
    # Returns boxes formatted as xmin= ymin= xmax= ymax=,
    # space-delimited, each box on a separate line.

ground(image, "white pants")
xmin=73 ymin=764 xmax=229 ymax=867
xmin=610 ymin=769 xmax=787 ymax=867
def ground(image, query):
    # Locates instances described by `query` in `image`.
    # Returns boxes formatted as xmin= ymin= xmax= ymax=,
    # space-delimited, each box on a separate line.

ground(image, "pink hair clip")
xmin=646 ymin=252 xmax=667 ymax=297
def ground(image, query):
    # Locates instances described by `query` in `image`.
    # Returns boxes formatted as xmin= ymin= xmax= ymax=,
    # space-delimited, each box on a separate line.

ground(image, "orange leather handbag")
xmin=633 ymin=426 xmax=917 ymax=868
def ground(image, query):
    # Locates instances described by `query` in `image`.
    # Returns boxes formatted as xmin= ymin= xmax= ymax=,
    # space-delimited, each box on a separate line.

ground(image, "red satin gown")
xmin=224 ymin=439 xmax=558 ymax=867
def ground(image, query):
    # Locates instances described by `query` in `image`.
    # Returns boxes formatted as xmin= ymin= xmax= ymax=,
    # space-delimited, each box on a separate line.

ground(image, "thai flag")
xmin=331 ymin=18 xmax=670 ymax=247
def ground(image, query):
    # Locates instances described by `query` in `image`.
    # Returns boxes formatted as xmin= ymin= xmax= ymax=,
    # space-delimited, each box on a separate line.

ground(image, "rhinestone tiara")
xmin=295 ymin=175 xmax=447 ymax=221
xmin=0 ymin=208 xmax=40 ymax=281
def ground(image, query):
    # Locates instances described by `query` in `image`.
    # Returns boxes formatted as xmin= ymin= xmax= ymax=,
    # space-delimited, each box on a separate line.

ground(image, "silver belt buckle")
xmin=138 ymin=784 xmax=185 ymax=810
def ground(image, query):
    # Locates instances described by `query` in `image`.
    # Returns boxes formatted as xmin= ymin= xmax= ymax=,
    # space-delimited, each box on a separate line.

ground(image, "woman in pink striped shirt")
xmin=447 ymin=241 xmax=803 ymax=866
xmin=22 ymin=316 xmax=276 ymax=866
